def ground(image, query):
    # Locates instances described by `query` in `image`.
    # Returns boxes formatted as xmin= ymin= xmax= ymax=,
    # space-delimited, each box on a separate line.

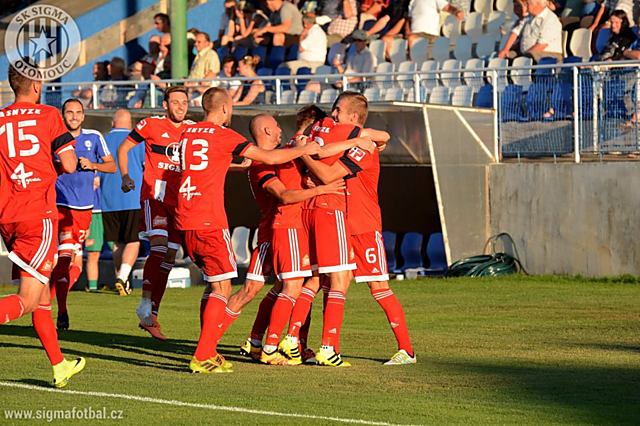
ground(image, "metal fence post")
xmin=342 ymin=75 xmax=349 ymax=92
xmin=91 ymin=84 xmax=99 ymax=110
xmin=413 ymin=72 xmax=421 ymax=103
xmin=592 ymin=71 xmax=600 ymax=153
xmin=275 ymin=78 xmax=281 ymax=105
xmin=572 ymin=66 xmax=581 ymax=163
xmin=150 ymin=82 xmax=157 ymax=108
xmin=492 ymin=70 xmax=500 ymax=162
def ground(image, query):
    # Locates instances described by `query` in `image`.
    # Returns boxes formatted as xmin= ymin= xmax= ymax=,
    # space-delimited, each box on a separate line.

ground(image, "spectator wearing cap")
xmin=333 ymin=29 xmax=377 ymax=87
xmin=285 ymin=13 xmax=328 ymax=73
xmin=407 ymin=0 xmax=464 ymax=49
xmin=253 ymin=0 xmax=303 ymax=47
xmin=505 ymin=0 xmax=563 ymax=63
xmin=326 ymin=0 xmax=358 ymax=45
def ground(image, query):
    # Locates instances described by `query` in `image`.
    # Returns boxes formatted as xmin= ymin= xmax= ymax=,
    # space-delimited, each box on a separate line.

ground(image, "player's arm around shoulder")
xmin=242 ymin=142 xmax=322 ymax=165
xmin=265 ymin=177 xmax=346 ymax=205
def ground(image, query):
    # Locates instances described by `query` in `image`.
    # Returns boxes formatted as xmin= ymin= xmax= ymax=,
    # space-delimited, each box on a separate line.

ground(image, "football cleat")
xmin=383 ymin=349 xmax=417 ymax=366
xmin=52 ymin=357 xmax=86 ymax=388
xmin=138 ymin=315 xmax=167 ymax=341
xmin=115 ymin=278 xmax=131 ymax=296
xmin=301 ymin=347 xmax=317 ymax=364
xmin=316 ymin=348 xmax=351 ymax=368
xmin=260 ymin=350 xmax=297 ymax=366
xmin=56 ymin=312 xmax=69 ymax=331
xmin=278 ymin=336 xmax=302 ymax=365
xmin=239 ymin=338 xmax=262 ymax=361
xmin=189 ymin=354 xmax=233 ymax=374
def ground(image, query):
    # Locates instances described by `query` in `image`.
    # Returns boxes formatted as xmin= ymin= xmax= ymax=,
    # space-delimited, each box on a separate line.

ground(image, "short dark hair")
xmin=296 ymin=105 xmax=326 ymax=131
xmin=202 ymin=87 xmax=231 ymax=114
xmin=154 ymin=13 xmax=170 ymax=25
xmin=197 ymin=31 xmax=211 ymax=42
xmin=164 ymin=85 xmax=189 ymax=102
xmin=62 ymin=98 xmax=84 ymax=113
xmin=8 ymin=65 xmax=34 ymax=96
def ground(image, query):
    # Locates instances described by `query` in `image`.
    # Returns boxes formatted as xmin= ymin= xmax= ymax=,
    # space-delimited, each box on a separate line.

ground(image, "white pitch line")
xmin=0 ymin=381 xmax=414 ymax=426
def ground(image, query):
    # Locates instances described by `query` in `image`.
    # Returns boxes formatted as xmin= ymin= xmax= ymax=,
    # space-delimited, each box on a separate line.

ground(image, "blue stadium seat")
xmin=475 ymin=84 xmax=493 ymax=108
xmin=252 ymin=45 xmax=268 ymax=67
xmin=500 ymin=85 xmax=523 ymax=122
xmin=268 ymin=46 xmax=286 ymax=70
xmin=579 ymin=79 xmax=593 ymax=118
xmin=424 ymin=233 xmax=447 ymax=276
xmin=549 ymin=82 xmax=573 ymax=120
xmin=274 ymin=66 xmax=292 ymax=91
xmin=382 ymin=231 xmax=397 ymax=273
xmin=524 ymin=82 xmax=550 ymax=121
xmin=399 ymin=232 xmax=423 ymax=271
xmin=295 ymin=67 xmax=312 ymax=92
xmin=233 ymin=46 xmax=249 ymax=62
xmin=594 ymin=28 xmax=611 ymax=54
xmin=257 ymin=67 xmax=274 ymax=90
xmin=603 ymin=79 xmax=627 ymax=119
xmin=286 ymin=44 xmax=299 ymax=61
xmin=217 ymin=46 xmax=230 ymax=60
xmin=534 ymin=56 xmax=557 ymax=86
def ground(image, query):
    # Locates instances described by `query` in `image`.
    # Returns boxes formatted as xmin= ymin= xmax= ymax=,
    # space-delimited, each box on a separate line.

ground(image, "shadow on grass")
xmin=436 ymin=358 xmax=640 ymax=424
xmin=571 ymin=342 xmax=640 ymax=354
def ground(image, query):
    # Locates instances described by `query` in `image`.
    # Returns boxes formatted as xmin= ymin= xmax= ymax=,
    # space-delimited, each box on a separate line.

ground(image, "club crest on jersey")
xmin=84 ymin=140 xmax=92 ymax=149
xmin=42 ymin=260 xmax=53 ymax=272
xmin=165 ymin=142 xmax=181 ymax=165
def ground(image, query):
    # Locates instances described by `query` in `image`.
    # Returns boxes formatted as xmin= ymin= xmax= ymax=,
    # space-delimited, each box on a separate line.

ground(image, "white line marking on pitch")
xmin=0 ymin=381 xmax=415 ymax=426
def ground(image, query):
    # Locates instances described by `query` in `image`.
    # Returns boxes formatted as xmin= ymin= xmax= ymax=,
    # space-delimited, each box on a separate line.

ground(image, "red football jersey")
xmin=272 ymin=144 xmax=307 ymax=229
xmin=127 ymin=116 xmax=194 ymax=207
xmin=307 ymin=118 xmax=361 ymax=211
xmin=339 ymin=146 xmax=382 ymax=235
xmin=175 ymin=122 xmax=252 ymax=231
xmin=248 ymin=161 xmax=278 ymax=242
xmin=0 ymin=102 xmax=75 ymax=224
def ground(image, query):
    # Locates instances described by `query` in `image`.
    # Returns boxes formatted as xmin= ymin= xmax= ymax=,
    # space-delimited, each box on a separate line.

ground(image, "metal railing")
xmin=1 ymin=59 xmax=638 ymax=162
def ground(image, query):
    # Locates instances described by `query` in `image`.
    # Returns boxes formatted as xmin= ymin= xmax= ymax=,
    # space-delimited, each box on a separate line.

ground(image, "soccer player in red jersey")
xmin=118 ymin=86 xmax=195 ymax=340
xmin=0 ymin=66 xmax=85 ymax=387
xmin=175 ymin=88 xmax=325 ymax=373
xmin=294 ymin=92 xmax=416 ymax=365
xmin=203 ymin=114 xmax=349 ymax=366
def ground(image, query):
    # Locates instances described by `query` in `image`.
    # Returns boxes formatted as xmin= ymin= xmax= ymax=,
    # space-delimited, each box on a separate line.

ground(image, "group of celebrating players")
xmin=0 ymin=64 xmax=415 ymax=386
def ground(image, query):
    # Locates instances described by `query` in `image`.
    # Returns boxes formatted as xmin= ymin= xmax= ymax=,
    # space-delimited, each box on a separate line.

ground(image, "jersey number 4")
xmin=0 ymin=120 xmax=40 ymax=157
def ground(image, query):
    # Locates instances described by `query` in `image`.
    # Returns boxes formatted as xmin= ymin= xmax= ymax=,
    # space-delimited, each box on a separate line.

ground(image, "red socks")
xmin=142 ymin=245 xmax=166 ymax=296
xmin=68 ymin=264 xmax=81 ymax=289
xmin=264 ymin=293 xmax=296 ymax=347
xmin=250 ymin=289 xmax=278 ymax=341
xmin=32 ymin=303 xmax=64 ymax=365
xmin=50 ymin=254 xmax=71 ymax=308
xmin=287 ymin=287 xmax=316 ymax=338
xmin=0 ymin=294 xmax=25 ymax=324
xmin=199 ymin=287 xmax=211 ymax=329
xmin=321 ymin=291 xmax=346 ymax=348
xmin=151 ymin=261 xmax=173 ymax=316
xmin=194 ymin=293 xmax=227 ymax=361
xmin=372 ymin=288 xmax=413 ymax=355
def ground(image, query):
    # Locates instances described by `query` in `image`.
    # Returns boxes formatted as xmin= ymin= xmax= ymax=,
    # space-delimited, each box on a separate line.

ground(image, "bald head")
xmin=202 ymin=87 xmax=232 ymax=114
xmin=249 ymin=114 xmax=282 ymax=149
xmin=112 ymin=108 xmax=132 ymax=130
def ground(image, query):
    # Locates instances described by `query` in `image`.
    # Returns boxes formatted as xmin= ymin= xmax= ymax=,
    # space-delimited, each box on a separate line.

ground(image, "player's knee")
xmin=368 ymin=281 xmax=389 ymax=292
xmin=20 ymin=295 xmax=40 ymax=314
xmin=245 ymin=280 xmax=264 ymax=298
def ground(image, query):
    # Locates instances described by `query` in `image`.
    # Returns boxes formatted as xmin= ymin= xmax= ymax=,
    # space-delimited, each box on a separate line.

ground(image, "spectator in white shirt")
xmin=502 ymin=0 xmax=563 ymax=63
xmin=285 ymin=13 xmax=328 ymax=73
xmin=407 ymin=0 xmax=463 ymax=48
xmin=333 ymin=29 xmax=377 ymax=88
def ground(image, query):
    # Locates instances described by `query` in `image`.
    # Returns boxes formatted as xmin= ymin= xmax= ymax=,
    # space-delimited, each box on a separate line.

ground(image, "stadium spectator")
xmin=187 ymin=32 xmax=221 ymax=96
xmin=141 ymin=35 xmax=162 ymax=71
xmin=233 ymin=55 xmax=266 ymax=106
xmin=498 ymin=0 xmax=530 ymax=59
xmin=284 ymin=13 xmax=328 ymax=73
xmin=597 ymin=10 xmax=637 ymax=60
xmin=406 ymin=0 xmax=464 ymax=49
xmin=219 ymin=56 xmax=243 ymax=99
xmin=333 ymin=29 xmax=377 ymax=87
xmin=378 ymin=0 xmax=410 ymax=57
xmin=359 ymin=0 xmax=391 ymax=34
xmin=153 ymin=33 xmax=172 ymax=79
xmin=326 ymin=0 xmax=358 ymax=44
xmin=101 ymin=57 xmax=130 ymax=108
xmin=233 ymin=2 xmax=270 ymax=48
xmin=219 ymin=0 xmax=239 ymax=46
xmin=101 ymin=109 xmax=142 ymax=293
xmin=253 ymin=0 xmax=303 ymax=47
xmin=154 ymin=13 xmax=171 ymax=44
xmin=127 ymin=60 xmax=156 ymax=109
xmin=72 ymin=61 xmax=109 ymax=109
xmin=587 ymin=1 xmax=636 ymax=31
xmin=500 ymin=0 xmax=563 ymax=63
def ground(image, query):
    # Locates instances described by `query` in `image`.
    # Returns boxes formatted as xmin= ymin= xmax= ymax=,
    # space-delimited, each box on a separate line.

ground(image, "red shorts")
xmin=183 ymin=228 xmax=237 ymax=282
xmin=0 ymin=218 xmax=58 ymax=284
xmin=140 ymin=199 xmax=181 ymax=250
xmin=272 ymin=227 xmax=312 ymax=281
xmin=309 ymin=208 xmax=355 ymax=274
xmin=57 ymin=206 xmax=92 ymax=254
xmin=352 ymin=231 xmax=389 ymax=283
xmin=246 ymin=242 xmax=273 ymax=282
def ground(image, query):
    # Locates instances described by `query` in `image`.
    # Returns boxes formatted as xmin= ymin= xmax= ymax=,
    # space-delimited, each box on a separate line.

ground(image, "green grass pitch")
xmin=0 ymin=276 xmax=638 ymax=424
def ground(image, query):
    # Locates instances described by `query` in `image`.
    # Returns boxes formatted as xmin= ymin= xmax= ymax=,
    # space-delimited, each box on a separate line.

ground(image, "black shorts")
xmin=103 ymin=209 xmax=140 ymax=244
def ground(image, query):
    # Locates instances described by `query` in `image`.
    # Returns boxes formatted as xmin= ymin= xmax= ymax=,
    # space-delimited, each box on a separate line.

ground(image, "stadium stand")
xmin=398 ymin=232 xmax=424 ymax=273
